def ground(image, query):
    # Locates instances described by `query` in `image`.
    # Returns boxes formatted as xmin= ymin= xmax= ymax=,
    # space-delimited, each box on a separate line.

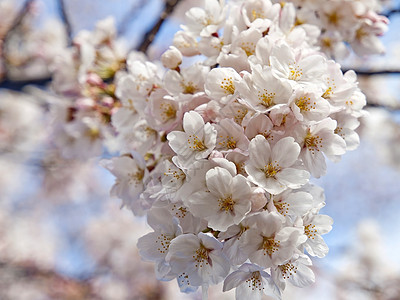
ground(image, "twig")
xmin=383 ymin=8 xmax=400 ymax=18
xmin=137 ymin=0 xmax=183 ymax=54
xmin=0 ymin=77 xmax=52 ymax=91
xmin=365 ymin=103 xmax=400 ymax=111
xmin=343 ymin=69 xmax=400 ymax=76
xmin=58 ymin=0 xmax=73 ymax=45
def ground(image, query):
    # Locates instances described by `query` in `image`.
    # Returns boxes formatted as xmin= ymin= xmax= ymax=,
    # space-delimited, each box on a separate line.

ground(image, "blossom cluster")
xmin=49 ymin=17 xmax=126 ymax=159
xmin=100 ymin=0 xmax=369 ymax=298
xmin=274 ymin=0 xmax=389 ymax=58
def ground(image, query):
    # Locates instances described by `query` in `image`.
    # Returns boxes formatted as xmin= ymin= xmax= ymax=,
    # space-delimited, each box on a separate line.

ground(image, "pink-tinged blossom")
xmin=183 ymin=0 xmax=227 ymax=37
xmin=172 ymin=31 xmax=200 ymax=56
xmin=100 ymin=153 xmax=149 ymax=215
xmin=137 ymin=207 xmax=183 ymax=279
xmin=166 ymin=233 xmax=230 ymax=287
xmin=205 ymin=67 xmax=242 ymax=104
xmin=267 ymin=189 xmax=314 ymax=221
xmin=164 ymin=64 xmax=208 ymax=97
xmin=186 ymin=167 xmax=252 ymax=231
xmin=223 ymin=263 xmax=281 ymax=300
xmin=244 ymin=113 xmax=281 ymax=142
xmin=289 ymin=88 xmax=330 ymax=122
xmin=213 ymin=118 xmax=249 ymax=153
xmin=146 ymin=88 xmax=182 ymax=132
xmin=241 ymin=0 xmax=281 ymax=28
xmin=246 ymin=135 xmax=310 ymax=195
xmin=238 ymin=64 xmax=293 ymax=113
xmin=331 ymin=112 xmax=360 ymax=151
xmin=167 ymin=111 xmax=217 ymax=166
xmin=241 ymin=211 xmax=307 ymax=268
xmin=295 ymin=118 xmax=346 ymax=178
xmin=271 ymin=252 xmax=315 ymax=291
xmin=270 ymin=42 xmax=327 ymax=88
xmin=302 ymin=212 xmax=333 ymax=258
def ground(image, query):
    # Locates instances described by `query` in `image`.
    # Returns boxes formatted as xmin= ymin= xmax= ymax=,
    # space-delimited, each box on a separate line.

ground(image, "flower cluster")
xmin=276 ymin=0 xmax=389 ymax=58
xmin=102 ymin=0 xmax=368 ymax=298
xmin=49 ymin=17 xmax=127 ymax=159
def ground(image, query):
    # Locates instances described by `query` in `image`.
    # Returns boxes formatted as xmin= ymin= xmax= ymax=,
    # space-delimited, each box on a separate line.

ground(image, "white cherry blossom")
xmin=223 ymin=263 xmax=281 ymax=300
xmin=167 ymin=111 xmax=217 ymax=166
xmin=246 ymin=135 xmax=310 ymax=194
xmin=186 ymin=167 xmax=252 ymax=231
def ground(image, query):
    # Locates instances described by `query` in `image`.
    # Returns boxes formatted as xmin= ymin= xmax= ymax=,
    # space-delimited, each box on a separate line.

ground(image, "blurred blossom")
xmin=336 ymin=220 xmax=400 ymax=300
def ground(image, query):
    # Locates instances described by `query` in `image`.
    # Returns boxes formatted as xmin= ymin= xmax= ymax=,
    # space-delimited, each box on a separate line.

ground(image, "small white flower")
xmin=246 ymin=135 xmax=309 ymax=195
xmin=167 ymin=111 xmax=217 ymax=166
xmin=295 ymin=117 xmax=346 ymax=178
xmin=100 ymin=152 xmax=149 ymax=215
xmin=166 ymin=232 xmax=230 ymax=287
xmin=271 ymin=252 xmax=315 ymax=291
xmin=223 ymin=263 xmax=281 ymax=300
xmin=137 ymin=207 xmax=183 ymax=279
xmin=302 ymin=212 xmax=333 ymax=258
xmin=241 ymin=211 xmax=307 ymax=268
xmin=186 ymin=166 xmax=252 ymax=231
xmin=205 ymin=67 xmax=242 ymax=104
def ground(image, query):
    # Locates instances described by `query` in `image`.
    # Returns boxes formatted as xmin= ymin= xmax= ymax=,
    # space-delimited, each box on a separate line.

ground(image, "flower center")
xmin=263 ymin=162 xmax=280 ymax=178
xmin=288 ymin=64 xmax=303 ymax=81
xmin=279 ymin=262 xmax=297 ymax=279
xmin=160 ymin=102 xmax=177 ymax=121
xmin=188 ymin=134 xmax=207 ymax=151
xmin=181 ymin=81 xmax=197 ymax=94
xmin=258 ymin=90 xmax=276 ymax=108
xmin=220 ymin=77 xmax=235 ymax=95
xmin=274 ymin=200 xmax=290 ymax=216
xmin=295 ymin=96 xmax=316 ymax=112
xmin=305 ymin=224 xmax=318 ymax=240
xmin=129 ymin=169 xmax=145 ymax=185
xmin=241 ymin=41 xmax=255 ymax=56
xmin=218 ymin=195 xmax=235 ymax=212
xmin=304 ymin=131 xmax=322 ymax=153
xmin=262 ymin=236 xmax=280 ymax=256
xmin=251 ymin=9 xmax=265 ymax=22
xmin=246 ymin=271 xmax=264 ymax=291
xmin=193 ymin=245 xmax=210 ymax=268
xmin=155 ymin=233 xmax=173 ymax=254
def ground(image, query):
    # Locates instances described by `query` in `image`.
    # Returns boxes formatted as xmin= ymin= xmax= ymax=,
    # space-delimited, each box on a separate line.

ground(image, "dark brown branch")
xmin=383 ymin=8 xmax=400 ymax=18
xmin=365 ymin=103 xmax=400 ymax=111
xmin=342 ymin=69 xmax=400 ymax=76
xmin=137 ymin=0 xmax=183 ymax=54
xmin=58 ymin=0 xmax=73 ymax=45
xmin=0 ymin=77 xmax=52 ymax=91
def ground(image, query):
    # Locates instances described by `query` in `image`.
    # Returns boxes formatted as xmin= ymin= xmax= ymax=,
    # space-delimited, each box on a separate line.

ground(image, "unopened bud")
xmin=161 ymin=46 xmax=182 ymax=69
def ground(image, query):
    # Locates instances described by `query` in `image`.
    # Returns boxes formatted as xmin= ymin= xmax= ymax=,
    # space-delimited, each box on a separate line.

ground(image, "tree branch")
xmin=383 ymin=7 xmax=400 ymax=18
xmin=137 ymin=0 xmax=183 ymax=54
xmin=343 ymin=69 xmax=400 ymax=76
xmin=57 ymin=0 xmax=73 ymax=45
xmin=0 ymin=77 xmax=52 ymax=91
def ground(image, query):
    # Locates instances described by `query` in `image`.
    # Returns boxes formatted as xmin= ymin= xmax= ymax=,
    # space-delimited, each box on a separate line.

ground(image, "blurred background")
xmin=0 ymin=0 xmax=400 ymax=299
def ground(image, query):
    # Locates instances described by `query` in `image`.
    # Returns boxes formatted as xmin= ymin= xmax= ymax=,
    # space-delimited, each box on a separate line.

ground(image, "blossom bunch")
xmin=49 ymin=17 xmax=127 ymax=159
xmin=103 ymin=0 xmax=368 ymax=298
xmin=274 ymin=0 xmax=389 ymax=57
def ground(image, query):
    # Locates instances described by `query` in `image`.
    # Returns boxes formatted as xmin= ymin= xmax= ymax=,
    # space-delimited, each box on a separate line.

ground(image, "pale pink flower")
xmin=246 ymin=135 xmax=309 ymax=195
xmin=186 ymin=166 xmax=252 ymax=231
